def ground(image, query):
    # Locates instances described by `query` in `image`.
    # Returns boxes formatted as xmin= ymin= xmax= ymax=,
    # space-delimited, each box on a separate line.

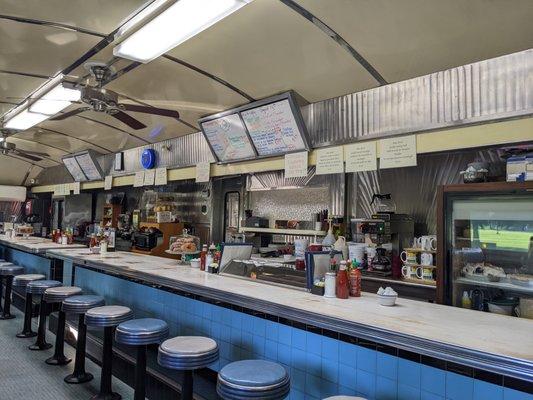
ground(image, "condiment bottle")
xmin=200 ymin=244 xmax=207 ymax=271
xmin=349 ymin=263 xmax=362 ymax=297
xmin=324 ymin=272 xmax=336 ymax=298
xmin=336 ymin=261 xmax=349 ymax=299
xmin=461 ymin=291 xmax=471 ymax=309
xmin=89 ymin=233 xmax=97 ymax=249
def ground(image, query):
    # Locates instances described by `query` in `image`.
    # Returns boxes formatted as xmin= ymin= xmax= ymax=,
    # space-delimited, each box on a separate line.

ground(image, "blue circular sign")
xmin=141 ymin=148 xmax=156 ymax=169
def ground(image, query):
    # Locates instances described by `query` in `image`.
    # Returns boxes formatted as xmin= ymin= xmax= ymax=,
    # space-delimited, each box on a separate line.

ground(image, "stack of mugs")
xmin=400 ymin=235 xmax=436 ymax=282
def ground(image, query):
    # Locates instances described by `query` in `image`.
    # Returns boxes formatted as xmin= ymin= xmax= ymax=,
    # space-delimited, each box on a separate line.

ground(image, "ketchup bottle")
xmin=200 ymin=244 xmax=207 ymax=271
xmin=336 ymin=261 xmax=350 ymax=299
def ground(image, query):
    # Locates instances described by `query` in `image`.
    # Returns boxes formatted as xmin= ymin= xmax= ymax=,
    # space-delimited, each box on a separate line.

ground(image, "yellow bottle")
xmin=461 ymin=291 xmax=472 ymax=309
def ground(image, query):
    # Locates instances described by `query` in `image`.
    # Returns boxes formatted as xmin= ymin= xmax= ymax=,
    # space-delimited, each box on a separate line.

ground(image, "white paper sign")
xmin=379 ymin=135 xmax=417 ymax=169
xmin=144 ymin=169 xmax=155 ymax=186
xmin=316 ymin=147 xmax=344 ymax=175
xmin=284 ymin=151 xmax=308 ymax=178
xmin=155 ymin=168 xmax=168 ymax=186
xmin=344 ymin=142 xmax=377 ymax=173
xmin=133 ymin=171 xmax=145 ymax=187
xmin=72 ymin=182 xmax=81 ymax=195
xmin=62 ymin=184 xmax=70 ymax=196
xmin=53 ymin=185 xmax=61 ymax=196
xmin=104 ymin=176 xmax=113 ymax=191
xmin=196 ymin=162 xmax=211 ymax=183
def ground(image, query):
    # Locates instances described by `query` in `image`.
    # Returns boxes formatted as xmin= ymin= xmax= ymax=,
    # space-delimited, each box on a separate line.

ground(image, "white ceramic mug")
xmin=515 ymin=298 xmax=533 ymax=319
xmin=401 ymin=265 xmax=418 ymax=279
xmin=420 ymin=252 xmax=433 ymax=266
xmin=416 ymin=266 xmax=433 ymax=280
xmin=400 ymin=250 xmax=417 ymax=264
xmin=417 ymin=236 xmax=437 ymax=251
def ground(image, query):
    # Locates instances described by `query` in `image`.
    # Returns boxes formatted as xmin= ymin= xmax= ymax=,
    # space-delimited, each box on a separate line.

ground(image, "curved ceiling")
xmin=0 ymin=0 xmax=532 ymax=185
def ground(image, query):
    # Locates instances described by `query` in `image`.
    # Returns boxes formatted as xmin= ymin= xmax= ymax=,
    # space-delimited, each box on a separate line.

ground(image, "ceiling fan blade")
xmin=18 ymin=149 xmax=50 ymax=157
xmin=13 ymin=150 xmax=42 ymax=162
xmin=121 ymin=104 xmax=180 ymax=119
xmin=49 ymin=107 xmax=90 ymax=121
xmin=111 ymin=111 xmax=147 ymax=130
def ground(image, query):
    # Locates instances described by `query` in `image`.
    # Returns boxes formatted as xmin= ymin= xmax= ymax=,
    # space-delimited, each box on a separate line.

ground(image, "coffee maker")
xmin=350 ymin=213 xmax=414 ymax=276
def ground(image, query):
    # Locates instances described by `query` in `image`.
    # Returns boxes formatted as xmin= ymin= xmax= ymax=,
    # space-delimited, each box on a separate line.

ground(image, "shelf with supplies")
xmin=239 ymin=227 xmax=326 ymax=236
xmin=402 ymin=264 xmax=437 ymax=269
xmin=402 ymin=248 xmax=437 ymax=254
xmin=455 ymin=277 xmax=533 ymax=295
xmin=362 ymin=275 xmax=437 ymax=289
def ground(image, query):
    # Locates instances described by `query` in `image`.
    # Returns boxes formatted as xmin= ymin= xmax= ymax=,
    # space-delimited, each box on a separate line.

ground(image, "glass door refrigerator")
xmin=437 ymin=182 xmax=533 ymax=318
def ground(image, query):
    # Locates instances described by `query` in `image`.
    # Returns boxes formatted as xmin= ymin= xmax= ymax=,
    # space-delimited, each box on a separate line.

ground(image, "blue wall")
xmin=75 ymin=267 xmax=531 ymax=400
xmin=1 ymin=246 xmax=51 ymax=277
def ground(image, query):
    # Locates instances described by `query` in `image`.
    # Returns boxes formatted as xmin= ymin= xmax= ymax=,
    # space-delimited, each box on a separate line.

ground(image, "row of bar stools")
xmin=115 ymin=318 xmax=169 ymax=400
xmin=43 ymin=286 xmax=83 ymax=365
xmin=85 ymin=305 xmax=133 ymax=400
xmin=158 ymin=336 xmax=219 ymax=400
xmin=26 ymin=279 xmax=62 ymax=350
xmin=63 ymin=295 xmax=105 ymax=384
xmin=0 ymin=263 xmax=24 ymax=319
xmin=13 ymin=274 xmax=46 ymax=338
xmin=216 ymin=359 xmax=290 ymax=400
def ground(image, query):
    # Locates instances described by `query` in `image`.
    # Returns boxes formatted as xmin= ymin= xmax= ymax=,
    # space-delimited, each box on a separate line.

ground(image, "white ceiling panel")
xmin=0 ymin=0 xmax=150 ymax=35
xmin=0 ymin=19 xmax=100 ymax=77
xmin=0 ymin=73 xmax=47 ymax=113
xmin=295 ymin=0 xmax=533 ymax=83
xmin=106 ymin=57 xmax=249 ymax=119
xmin=15 ymin=129 xmax=109 ymax=155
xmin=7 ymin=136 xmax=66 ymax=161
xmin=167 ymin=0 xmax=377 ymax=103
xmin=39 ymin=108 xmax=146 ymax=152
xmin=0 ymin=155 xmax=35 ymax=185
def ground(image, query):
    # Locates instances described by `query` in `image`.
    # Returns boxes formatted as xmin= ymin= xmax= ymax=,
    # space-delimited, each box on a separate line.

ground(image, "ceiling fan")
xmin=49 ymin=62 xmax=181 ymax=130
xmin=0 ymin=129 xmax=50 ymax=162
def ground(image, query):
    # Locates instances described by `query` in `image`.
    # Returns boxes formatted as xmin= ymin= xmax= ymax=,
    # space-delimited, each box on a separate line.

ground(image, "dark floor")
xmin=0 ymin=308 xmax=134 ymax=400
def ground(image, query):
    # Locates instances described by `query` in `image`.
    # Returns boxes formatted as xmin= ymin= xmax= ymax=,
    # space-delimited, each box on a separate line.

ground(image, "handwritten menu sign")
xmin=241 ymin=99 xmax=306 ymax=156
xmin=133 ymin=171 xmax=145 ymax=187
xmin=63 ymin=157 xmax=87 ymax=182
xmin=144 ymin=169 xmax=155 ymax=186
xmin=379 ymin=135 xmax=417 ymax=169
xmin=284 ymin=151 xmax=308 ymax=178
xmin=104 ymin=176 xmax=113 ymax=191
xmin=72 ymin=181 xmax=81 ymax=195
xmin=75 ymin=153 xmax=102 ymax=181
xmin=316 ymin=147 xmax=344 ymax=175
xmin=155 ymin=168 xmax=167 ymax=186
xmin=344 ymin=142 xmax=377 ymax=172
xmin=201 ymin=114 xmax=255 ymax=162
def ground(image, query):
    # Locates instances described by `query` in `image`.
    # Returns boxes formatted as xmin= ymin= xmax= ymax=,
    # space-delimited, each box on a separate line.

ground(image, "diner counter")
xmin=0 ymin=235 xmax=86 ymax=254
xmin=46 ymin=247 xmax=533 ymax=382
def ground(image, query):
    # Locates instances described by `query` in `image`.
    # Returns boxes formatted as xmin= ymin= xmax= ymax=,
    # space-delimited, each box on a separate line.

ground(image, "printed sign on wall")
xmin=316 ymin=147 xmax=344 ymax=175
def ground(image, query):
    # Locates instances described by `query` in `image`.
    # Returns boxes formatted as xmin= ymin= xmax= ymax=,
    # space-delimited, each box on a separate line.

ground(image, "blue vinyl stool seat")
xmin=158 ymin=336 xmax=219 ymax=400
xmin=43 ymin=286 xmax=83 ymax=366
xmin=217 ymin=359 xmax=290 ymax=400
xmin=26 ymin=279 xmax=61 ymax=350
xmin=13 ymin=274 xmax=45 ymax=338
xmin=115 ymin=318 xmax=169 ymax=400
xmin=323 ymin=397 xmax=367 ymax=400
xmin=62 ymin=295 xmax=105 ymax=384
xmin=86 ymin=306 xmax=133 ymax=400
xmin=0 ymin=263 xmax=24 ymax=319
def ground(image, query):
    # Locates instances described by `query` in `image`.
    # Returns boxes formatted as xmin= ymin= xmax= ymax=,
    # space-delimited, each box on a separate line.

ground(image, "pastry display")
xmin=509 ymin=274 xmax=533 ymax=288
xmin=167 ymin=229 xmax=200 ymax=254
xmin=461 ymin=263 xmax=506 ymax=282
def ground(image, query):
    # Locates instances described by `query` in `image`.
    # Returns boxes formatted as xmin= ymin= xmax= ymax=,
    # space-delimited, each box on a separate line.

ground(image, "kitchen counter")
xmin=47 ymin=248 xmax=533 ymax=382
xmin=0 ymin=235 xmax=86 ymax=254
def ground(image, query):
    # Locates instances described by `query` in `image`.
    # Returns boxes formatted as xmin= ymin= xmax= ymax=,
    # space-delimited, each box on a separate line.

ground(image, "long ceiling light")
xmin=113 ymin=0 xmax=252 ymax=63
xmin=3 ymin=74 xmax=80 ymax=130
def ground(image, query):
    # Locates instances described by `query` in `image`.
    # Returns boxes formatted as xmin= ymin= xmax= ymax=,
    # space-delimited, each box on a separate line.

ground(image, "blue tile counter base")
xmin=0 ymin=245 xmax=53 ymax=277
xmin=73 ymin=265 xmax=533 ymax=400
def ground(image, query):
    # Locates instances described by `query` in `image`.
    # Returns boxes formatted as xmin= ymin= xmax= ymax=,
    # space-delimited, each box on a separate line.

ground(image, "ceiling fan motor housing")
xmin=82 ymin=86 xmax=119 ymax=113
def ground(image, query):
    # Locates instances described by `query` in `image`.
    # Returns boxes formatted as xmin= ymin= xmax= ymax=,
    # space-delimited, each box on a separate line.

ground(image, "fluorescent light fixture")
xmin=114 ymin=0 xmax=251 ymax=63
xmin=5 ymin=109 xmax=50 ymax=130
xmin=29 ymin=83 xmax=81 ymax=115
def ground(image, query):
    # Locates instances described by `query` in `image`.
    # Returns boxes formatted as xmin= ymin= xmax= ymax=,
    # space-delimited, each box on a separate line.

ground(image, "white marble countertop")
xmin=47 ymin=248 xmax=533 ymax=380
xmin=0 ymin=235 xmax=86 ymax=254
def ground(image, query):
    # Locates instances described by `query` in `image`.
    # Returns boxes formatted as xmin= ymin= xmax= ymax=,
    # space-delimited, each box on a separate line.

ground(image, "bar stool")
xmin=158 ymin=336 xmax=219 ymax=400
xmin=0 ymin=263 xmax=24 ymax=319
xmin=115 ymin=318 xmax=169 ymax=400
xmin=323 ymin=397 xmax=367 ymax=400
xmin=86 ymin=305 xmax=133 ymax=400
xmin=26 ymin=279 xmax=62 ymax=350
xmin=63 ymin=295 xmax=105 ymax=384
xmin=217 ymin=360 xmax=290 ymax=400
xmin=13 ymin=274 xmax=46 ymax=338
xmin=43 ymin=286 xmax=83 ymax=365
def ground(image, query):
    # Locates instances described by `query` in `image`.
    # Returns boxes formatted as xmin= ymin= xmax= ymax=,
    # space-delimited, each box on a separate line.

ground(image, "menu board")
xmin=200 ymin=114 xmax=255 ymax=162
xmin=63 ymin=157 xmax=87 ymax=182
xmin=75 ymin=152 xmax=103 ymax=181
xmin=241 ymin=99 xmax=306 ymax=156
